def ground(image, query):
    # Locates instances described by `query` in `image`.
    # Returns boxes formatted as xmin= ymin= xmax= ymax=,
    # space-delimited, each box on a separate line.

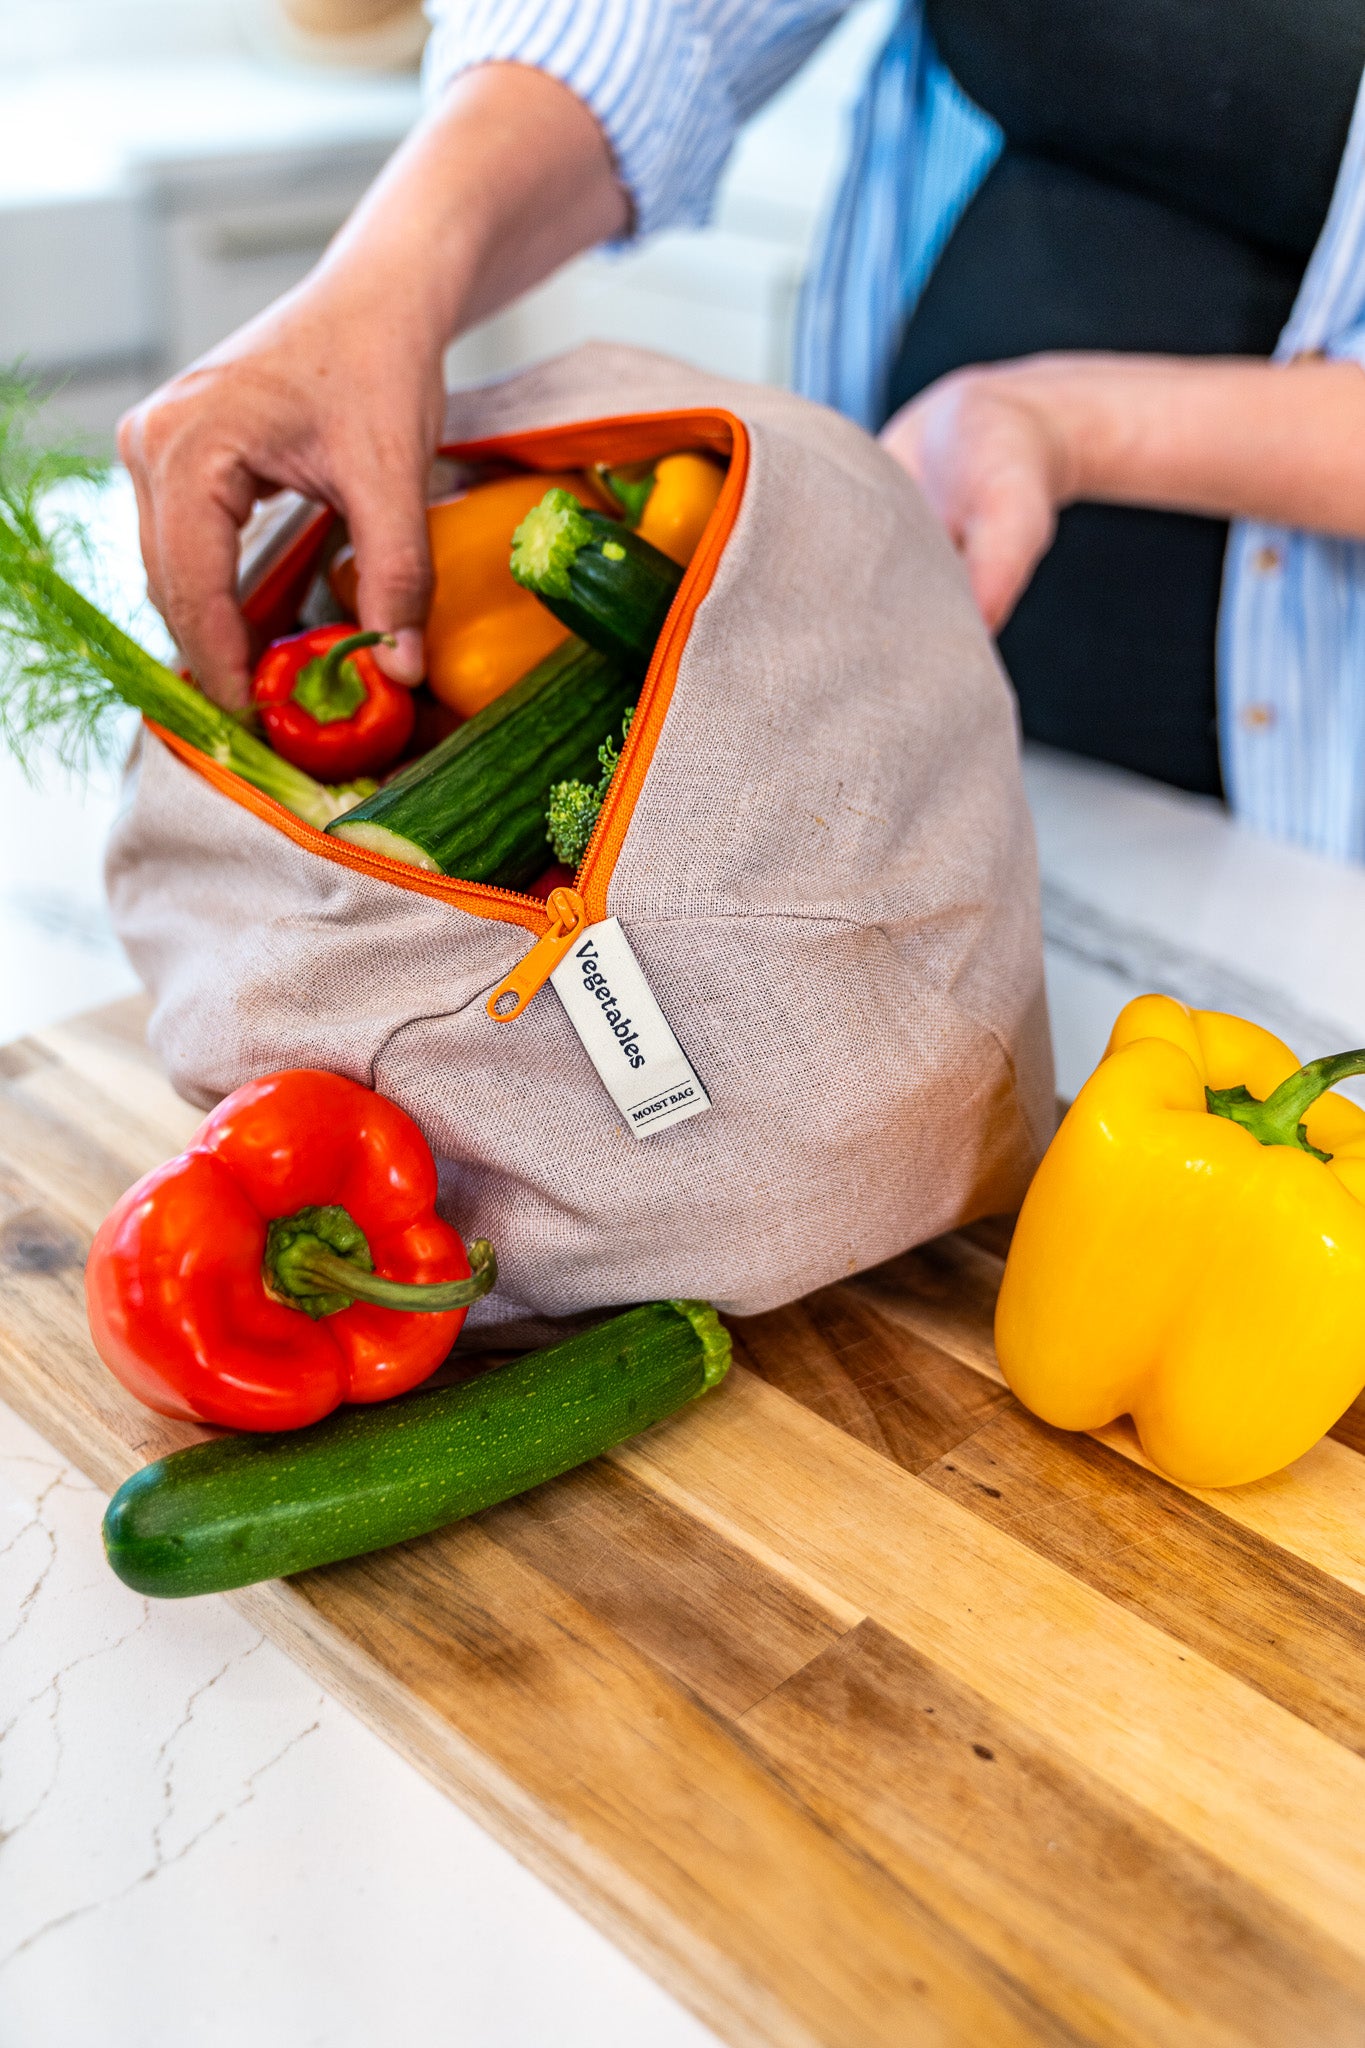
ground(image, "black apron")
xmin=887 ymin=0 xmax=1363 ymax=795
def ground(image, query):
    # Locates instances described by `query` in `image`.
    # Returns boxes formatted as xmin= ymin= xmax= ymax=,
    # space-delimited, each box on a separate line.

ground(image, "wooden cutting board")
xmin=6 ymin=1000 xmax=1365 ymax=2047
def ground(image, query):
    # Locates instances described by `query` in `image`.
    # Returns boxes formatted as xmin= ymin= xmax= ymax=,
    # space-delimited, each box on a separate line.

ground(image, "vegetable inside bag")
xmin=106 ymin=343 xmax=1054 ymax=1345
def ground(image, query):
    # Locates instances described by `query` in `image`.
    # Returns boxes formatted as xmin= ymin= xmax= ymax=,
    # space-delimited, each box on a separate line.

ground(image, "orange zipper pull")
xmin=485 ymin=886 xmax=588 ymax=1022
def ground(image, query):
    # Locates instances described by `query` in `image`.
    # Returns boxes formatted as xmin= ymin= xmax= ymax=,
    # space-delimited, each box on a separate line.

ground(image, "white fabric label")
xmin=550 ymin=918 xmax=711 ymax=1139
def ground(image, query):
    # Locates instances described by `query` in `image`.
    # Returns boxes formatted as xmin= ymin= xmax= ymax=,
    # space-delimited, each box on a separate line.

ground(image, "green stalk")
xmin=1206 ymin=1049 xmax=1365 ymax=1164
xmin=0 ymin=379 xmax=353 ymax=827
xmin=0 ymin=520 xmax=350 ymax=826
xmin=290 ymin=630 xmax=388 ymax=723
xmin=594 ymin=462 xmax=656 ymax=526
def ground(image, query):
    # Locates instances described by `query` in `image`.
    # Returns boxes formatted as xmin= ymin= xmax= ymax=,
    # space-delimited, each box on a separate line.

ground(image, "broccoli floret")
xmin=545 ymin=708 xmax=634 ymax=868
xmin=594 ymin=705 xmax=632 ymax=783
xmin=546 ymin=777 xmax=600 ymax=866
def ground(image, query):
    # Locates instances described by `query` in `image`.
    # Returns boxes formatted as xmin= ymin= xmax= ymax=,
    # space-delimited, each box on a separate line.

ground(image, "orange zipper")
xmin=573 ymin=421 xmax=747 ymax=919
xmin=158 ymin=408 xmax=750 ymax=1005
xmin=484 ymin=886 xmax=587 ymax=1020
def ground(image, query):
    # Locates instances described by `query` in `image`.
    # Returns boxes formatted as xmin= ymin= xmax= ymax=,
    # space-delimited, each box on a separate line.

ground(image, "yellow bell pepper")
xmin=596 ymin=452 xmax=726 ymax=567
xmin=636 ymin=452 xmax=725 ymax=565
xmin=995 ymin=993 xmax=1365 ymax=1487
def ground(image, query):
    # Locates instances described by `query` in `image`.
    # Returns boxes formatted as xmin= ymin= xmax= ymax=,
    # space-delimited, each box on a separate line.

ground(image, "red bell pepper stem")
xmin=264 ymin=1203 xmax=496 ymax=1321
xmin=290 ymin=631 xmax=393 ymax=725
xmin=287 ymin=1238 xmax=497 ymax=1311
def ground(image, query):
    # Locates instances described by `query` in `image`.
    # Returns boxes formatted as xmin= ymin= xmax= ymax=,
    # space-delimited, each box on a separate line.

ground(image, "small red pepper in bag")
xmin=86 ymin=1071 xmax=496 ymax=1432
xmin=252 ymin=627 xmax=415 ymax=780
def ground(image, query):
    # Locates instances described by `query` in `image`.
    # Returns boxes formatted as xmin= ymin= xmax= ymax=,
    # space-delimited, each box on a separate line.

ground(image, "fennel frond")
xmin=0 ymin=377 xmax=345 ymax=825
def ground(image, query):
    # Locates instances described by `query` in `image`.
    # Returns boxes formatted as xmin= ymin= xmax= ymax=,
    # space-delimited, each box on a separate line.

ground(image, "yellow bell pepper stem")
xmin=995 ymin=994 xmax=1365 ymax=1489
xmin=1206 ymin=1047 xmax=1365 ymax=1160
xmin=597 ymin=453 xmax=726 ymax=566
xmin=594 ymin=462 xmax=655 ymax=525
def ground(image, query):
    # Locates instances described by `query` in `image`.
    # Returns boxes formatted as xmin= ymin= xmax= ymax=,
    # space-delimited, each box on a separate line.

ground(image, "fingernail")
xmin=374 ymin=627 xmax=425 ymax=685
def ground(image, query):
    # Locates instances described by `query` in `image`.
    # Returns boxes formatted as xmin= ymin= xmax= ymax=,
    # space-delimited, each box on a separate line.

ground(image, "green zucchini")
xmin=510 ymin=488 xmax=682 ymax=677
xmin=102 ymin=1301 xmax=730 ymax=1598
xmin=327 ymin=635 xmax=635 ymax=886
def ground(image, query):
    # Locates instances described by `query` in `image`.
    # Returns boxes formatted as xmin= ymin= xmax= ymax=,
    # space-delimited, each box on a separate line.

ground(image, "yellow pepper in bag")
xmin=595 ymin=452 xmax=726 ymax=567
xmin=636 ymin=452 xmax=725 ymax=565
xmin=995 ymin=994 xmax=1365 ymax=1487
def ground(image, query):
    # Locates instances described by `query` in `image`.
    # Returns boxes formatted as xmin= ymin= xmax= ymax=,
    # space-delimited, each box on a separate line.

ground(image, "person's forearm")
xmin=992 ymin=353 xmax=1365 ymax=537
xmin=309 ymin=61 xmax=629 ymax=354
xmin=118 ymin=62 xmax=628 ymax=703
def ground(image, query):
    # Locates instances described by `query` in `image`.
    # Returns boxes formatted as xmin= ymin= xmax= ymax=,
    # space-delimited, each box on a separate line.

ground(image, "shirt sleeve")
xmin=1326 ymin=323 xmax=1365 ymax=369
xmin=421 ymin=0 xmax=852 ymax=237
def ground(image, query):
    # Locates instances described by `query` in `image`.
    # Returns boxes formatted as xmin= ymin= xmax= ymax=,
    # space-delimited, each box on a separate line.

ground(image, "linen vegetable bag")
xmin=105 ymin=342 xmax=1054 ymax=1343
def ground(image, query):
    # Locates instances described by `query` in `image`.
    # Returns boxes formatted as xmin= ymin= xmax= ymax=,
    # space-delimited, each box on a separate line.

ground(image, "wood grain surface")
xmin=5 ymin=998 xmax=1365 ymax=2047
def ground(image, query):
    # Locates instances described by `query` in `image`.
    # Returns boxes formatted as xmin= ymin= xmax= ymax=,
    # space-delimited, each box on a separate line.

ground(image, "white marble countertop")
xmin=9 ymin=474 xmax=1365 ymax=2044
xmin=0 ymin=1401 xmax=720 ymax=2048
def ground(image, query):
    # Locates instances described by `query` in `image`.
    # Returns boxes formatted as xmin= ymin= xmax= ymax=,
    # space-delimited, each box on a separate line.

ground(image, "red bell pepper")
xmin=252 ymin=627 xmax=415 ymax=781
xmin=85 ymin=1071 xmax=495 ymax=1432
xmin=528 ymin=862 xmax=576 ymax=901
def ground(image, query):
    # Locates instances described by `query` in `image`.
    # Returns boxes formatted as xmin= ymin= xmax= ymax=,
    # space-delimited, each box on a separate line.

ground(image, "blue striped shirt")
xmin=425 ymin=0 xmax=1365 ymax=864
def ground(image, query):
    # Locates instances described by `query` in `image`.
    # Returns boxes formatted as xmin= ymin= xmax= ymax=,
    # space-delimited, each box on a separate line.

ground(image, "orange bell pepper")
xmin=636 ymin=452 xmax=726 ymax=566
xmin=425 ymin=472 xmax=599 ymax=716
xmin=329 ymin=472 xmax=597 ymax=719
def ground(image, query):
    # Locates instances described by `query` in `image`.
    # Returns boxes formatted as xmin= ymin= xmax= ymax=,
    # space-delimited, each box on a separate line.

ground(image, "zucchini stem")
xmin=509 ymin=488 xmax=595 ymax=600
xmin=668 ymin=1300 xmax=731 ymax=1390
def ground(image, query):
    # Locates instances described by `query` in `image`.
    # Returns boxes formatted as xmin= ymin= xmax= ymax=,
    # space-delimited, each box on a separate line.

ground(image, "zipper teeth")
xmin=150 ymin=723 xmax=554 ymax=929
xmin=305 ymin=818 xmax=547 ymax=919
xmin=577 ymin=449 xmax=739 ymax=898
xmin=576 ymin=679 xmax=651 ymax=886
xmin=228 ymin=411 xmax=745 ymax=934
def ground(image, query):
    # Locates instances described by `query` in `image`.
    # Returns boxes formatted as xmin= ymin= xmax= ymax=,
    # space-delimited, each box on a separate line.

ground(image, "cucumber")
xmin=510 ymin=488 xmax=683 ymax=677
xmin=327 ymin=636 xmax=635 ymax=886
xmin=103 ymin=1301 xmax=730 ymax=1598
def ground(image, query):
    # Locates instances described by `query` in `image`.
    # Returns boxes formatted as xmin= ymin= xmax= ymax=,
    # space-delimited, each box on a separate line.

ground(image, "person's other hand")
xmin=886 ymin=351 xmax=1365 ymax=630
xmin=880 ymin=368 xmax=1074 ymax=633
xmin=119 ymin=282 xmax=443 ymax=709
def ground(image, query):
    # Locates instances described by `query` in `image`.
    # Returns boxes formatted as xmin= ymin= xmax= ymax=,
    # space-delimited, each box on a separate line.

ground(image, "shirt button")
xmin=1240 ymin=702 xmax=1277 ymax=731
xmin=1253 ymin=544 xmax=1282 ymax=573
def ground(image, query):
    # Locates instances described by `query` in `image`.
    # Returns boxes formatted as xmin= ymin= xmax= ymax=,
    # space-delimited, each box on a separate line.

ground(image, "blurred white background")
xmin=3 ymin=0 xmax=887 ymax=443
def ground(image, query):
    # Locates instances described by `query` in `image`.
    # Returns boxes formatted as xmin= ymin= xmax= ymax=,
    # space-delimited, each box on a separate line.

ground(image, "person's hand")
xmin=884 ymin=350 xmax=1365 ymax=632
xmin=880 ymin=367 xmax=1075 ymax=633
xmin=119 ymin=282 xmax=445 ymax=708
xmin=117 ymin=64 xmax=628 ymax=711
